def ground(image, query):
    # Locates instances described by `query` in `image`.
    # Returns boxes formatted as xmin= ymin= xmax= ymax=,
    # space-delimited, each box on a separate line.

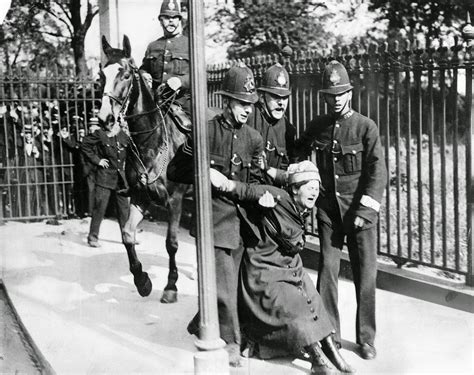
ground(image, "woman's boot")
xmin=321 ymin=334 xmax=356 ymax=373
xmin=305 ymin=342 xmax=338 ymax=375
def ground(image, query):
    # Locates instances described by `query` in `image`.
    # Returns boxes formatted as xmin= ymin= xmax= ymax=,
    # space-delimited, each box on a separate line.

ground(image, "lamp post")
xmin=188 ymin=1 xmax=229 ymax=373
xmin=462 ymin=12 xmax=474 ymax=286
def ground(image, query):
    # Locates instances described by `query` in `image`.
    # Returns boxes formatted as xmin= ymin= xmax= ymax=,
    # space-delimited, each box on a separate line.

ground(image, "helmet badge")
xmin=329 ymin=69 xmax=341 ymax=85
xmin=276 ymin=72 xmax=287 ymax=87
xmin=244 ymin=75 xmax=255 ymax=93
xmin=168 ymin=1 xmax=175 ymax=10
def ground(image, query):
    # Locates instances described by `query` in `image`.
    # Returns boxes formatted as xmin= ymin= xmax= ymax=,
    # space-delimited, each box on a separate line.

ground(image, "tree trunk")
xmin=72 ymin=34 xmax=88 ymax=78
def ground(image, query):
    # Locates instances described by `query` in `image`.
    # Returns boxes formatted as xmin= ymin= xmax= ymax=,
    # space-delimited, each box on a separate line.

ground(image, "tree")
xmin=1 ymin=0 xmax=98 ymax=76
xmin=217 ymin=0 xmax=333 ymax=59
xmin=369 ymin=0 xmax=474 ymax=43
xmin=205 ymin=0 xmax=386 ymax=62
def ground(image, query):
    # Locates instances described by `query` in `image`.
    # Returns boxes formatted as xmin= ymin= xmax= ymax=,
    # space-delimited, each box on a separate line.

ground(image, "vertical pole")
xmin=188 ymin=1 xmax=229 ymax=373
xmin=98 ymin=0 xmax=120 ymax=64
xmin=462 ymin=12 xmax=474 ymax=286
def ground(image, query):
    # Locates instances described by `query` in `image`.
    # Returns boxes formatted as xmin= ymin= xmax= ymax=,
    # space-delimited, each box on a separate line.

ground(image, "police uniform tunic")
xmin=167 ymin=113 xmax=263 ymax=345
xmin=295 ymin=110 xmax=386 ymax=346
xmin=248 ymin=103 xmax=296 ymax=186
xmin=140 ymin=34 xmax=190 ymax=91
xmin=81 ymin=128 xmax=131 ymax=243
xmin=224 ymin=183 xmax=334 ymax=358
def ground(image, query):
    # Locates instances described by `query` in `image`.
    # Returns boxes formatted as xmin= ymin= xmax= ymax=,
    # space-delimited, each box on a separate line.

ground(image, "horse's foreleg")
xmin=123 ymin=203 xmax=152 ymax=297
xmin=161 ymin=185 xmax=186 ymax=303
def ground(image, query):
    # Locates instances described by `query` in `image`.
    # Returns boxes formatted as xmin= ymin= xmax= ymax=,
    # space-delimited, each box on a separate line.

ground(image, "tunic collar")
xmin=334 ymin=109 xmax=353 ymax=121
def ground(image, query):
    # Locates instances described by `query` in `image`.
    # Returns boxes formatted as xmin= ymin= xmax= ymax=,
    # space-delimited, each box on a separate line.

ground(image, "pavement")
xmin=0 ymin=217 xmax=473 ymax=375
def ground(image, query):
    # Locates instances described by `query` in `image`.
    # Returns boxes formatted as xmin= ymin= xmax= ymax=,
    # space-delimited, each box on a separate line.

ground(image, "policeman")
xmin=81 ymin=117 xmax=130 ymax=247
xmin=140 ymin=0 xmax=191 ymax=133
xmin=249 ymin=63 xmax=296 ymax=186
xmin=167 ymin=63 xmax=263 ymax=367
xmin=295 ymin=60 xmax=387 ymax=360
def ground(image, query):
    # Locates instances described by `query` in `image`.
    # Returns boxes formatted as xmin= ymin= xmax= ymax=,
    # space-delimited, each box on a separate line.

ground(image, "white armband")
xmin=360 ymin=194 xmax=381 ymax=212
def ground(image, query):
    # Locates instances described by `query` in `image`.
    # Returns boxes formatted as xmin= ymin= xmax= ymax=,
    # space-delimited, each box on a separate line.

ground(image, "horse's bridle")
xmin=101 ymin=66 xmax=170 ymax=187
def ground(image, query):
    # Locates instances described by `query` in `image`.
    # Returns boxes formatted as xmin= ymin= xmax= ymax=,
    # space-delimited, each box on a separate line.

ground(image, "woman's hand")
xmin=258 ymin=191 xmax=278 ymax=208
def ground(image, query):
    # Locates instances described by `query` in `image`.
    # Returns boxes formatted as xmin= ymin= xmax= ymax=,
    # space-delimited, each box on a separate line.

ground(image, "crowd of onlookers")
xmin=0 ymin=99 xmax=101 ymax=219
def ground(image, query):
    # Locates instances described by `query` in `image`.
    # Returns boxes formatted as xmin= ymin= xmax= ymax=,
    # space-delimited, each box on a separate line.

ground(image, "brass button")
xmin=335 ymin=124 xmax=340 ymax=128
xmin=336 ymin=192 xmax=341 ymax=197
xmin=313 ymin=316 xmax=318 ymax=321
xmin=307 ymin=299 xmax=312 ymax=304
xmin=333 ymin=157 xmax=337 ymax=162
xmin=234 ymin=134 xmax=237 ymax=139
xmin=333 ymin=140 xmax=338 ymax=144
xmin=210 ymin=160 xmax=215 ymax=165
xmin=310 ymin=307 xmax=315 ymax=313
xmin=293 ymin=272 xmax=297 ymax=277
xmin=352 ymin=150 xmax=357 ymax=154
xmin=231 ymin=172 xmax=235 ymax=176
xmin=335 ymin=174 xmax=339 ymax=179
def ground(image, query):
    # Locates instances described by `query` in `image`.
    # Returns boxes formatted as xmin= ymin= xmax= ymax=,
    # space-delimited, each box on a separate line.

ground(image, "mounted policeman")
xmin=248 ymin=62 xmax=297 ymax=186
xmin=139 ymin=0 xmax=192 ymax=133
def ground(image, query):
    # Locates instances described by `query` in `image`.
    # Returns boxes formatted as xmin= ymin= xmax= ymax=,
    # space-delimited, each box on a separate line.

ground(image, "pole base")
xmin=194 ymin=348 xmax=229 ymax=375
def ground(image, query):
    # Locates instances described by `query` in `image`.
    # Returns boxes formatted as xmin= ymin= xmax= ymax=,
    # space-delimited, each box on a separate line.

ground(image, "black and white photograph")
xmin=0 ymin=0 xmax=473 ymax=374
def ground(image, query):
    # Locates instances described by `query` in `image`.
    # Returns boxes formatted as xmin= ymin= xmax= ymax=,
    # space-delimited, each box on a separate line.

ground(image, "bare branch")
xmin=41 ymin=6 xmax=73 ymax=37
xmin=39 ymin=29 xmax=72 ymax=39
xmin=83 ymin=6 xmax=99 ymax=33
xmin=54 ymin=0 xmax=73 ymax=25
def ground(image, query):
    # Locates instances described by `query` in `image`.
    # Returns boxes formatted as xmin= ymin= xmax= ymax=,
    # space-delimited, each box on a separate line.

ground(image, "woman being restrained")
xmin=209 ymin=160 xmax=355 ymax=375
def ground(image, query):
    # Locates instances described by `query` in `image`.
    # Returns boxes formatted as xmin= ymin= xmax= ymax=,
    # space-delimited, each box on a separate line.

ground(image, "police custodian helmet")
xmin=320 ymin=60 xmax=353 ymax=95
xmin=216 ymin=63 xmax=259 ymax=104
xmin=258 ymin=63 xmax=291 ymax=98
xmin=159 ymin=0 xmax=182 ymax=18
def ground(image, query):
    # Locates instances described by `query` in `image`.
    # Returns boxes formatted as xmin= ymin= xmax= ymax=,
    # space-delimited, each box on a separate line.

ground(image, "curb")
xmin=0 ymin=280 xmax=56 ymax=374
xmin=301 ymin=243 xmax=474 ymax=314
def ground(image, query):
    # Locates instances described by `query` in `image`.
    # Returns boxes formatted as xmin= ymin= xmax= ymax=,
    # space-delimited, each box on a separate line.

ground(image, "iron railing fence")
xmin=208 ymin=38 xmax=473 ymax=283
xmin=0 ymin=65 xmax=101 ymax=220
xmin=0 ymin=38 xmax=472 ymax=283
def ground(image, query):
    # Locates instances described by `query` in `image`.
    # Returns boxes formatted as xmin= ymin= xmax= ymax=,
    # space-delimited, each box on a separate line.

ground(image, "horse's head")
xmin=99 ymin=35 xmax=136 ymax=124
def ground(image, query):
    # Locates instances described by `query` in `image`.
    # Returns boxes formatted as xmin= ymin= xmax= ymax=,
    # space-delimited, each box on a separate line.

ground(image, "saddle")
xmin=156 ymin=84 xmax=192 ymax=134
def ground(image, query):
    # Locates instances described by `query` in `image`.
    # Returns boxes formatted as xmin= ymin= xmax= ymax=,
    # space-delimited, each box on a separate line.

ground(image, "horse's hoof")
xmin=160 ymin=290 xmax=177 ymax=303
xmin=134 ymin=272 xmax=152 ymax=297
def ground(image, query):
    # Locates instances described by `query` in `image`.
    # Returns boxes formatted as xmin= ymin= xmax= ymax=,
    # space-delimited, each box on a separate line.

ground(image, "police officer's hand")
xmin=258 ymin=191 xmax=278 ymax=208
xmin=142 ymin=72 xmax=153 ymax=88
xmin=166 ymin=77 xmax=182 ymax=92
xmin=98 ymin=159 xmax=109 ymax=168
xmin=210 ymin=168 xmax=228 ymax=190
xmin=354 ymin=216 xmax=366 ymax=229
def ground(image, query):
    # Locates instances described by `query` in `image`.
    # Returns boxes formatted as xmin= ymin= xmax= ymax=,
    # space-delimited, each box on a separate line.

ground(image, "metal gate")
xmin=0 ymin=65 xmax=101 ymax=221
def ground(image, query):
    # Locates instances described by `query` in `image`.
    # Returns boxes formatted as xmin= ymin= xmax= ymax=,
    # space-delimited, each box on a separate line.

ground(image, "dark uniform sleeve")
xmin=227 ymin=182 xmax=284 ymax=203
xmin=166 ymin=136 xmax=194 ymax=184
xmin=355 ymin=121 xmax=387 ymax=223
xmin=248 ymin=130 xmax=264 ymax=184
xmin=139 ymin=45 xmax=152 ymax=75
xmin=292 ymin=120 xmax=318 ymax=161
xmin=81 ymin=131 xmax=102 ymax=166
xmin=273 ymin=119 xmax=297 ymax=186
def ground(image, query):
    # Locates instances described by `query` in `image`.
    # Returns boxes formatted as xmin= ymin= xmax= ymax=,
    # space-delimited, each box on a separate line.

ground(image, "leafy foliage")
xmin=369 ymin=0 xmax=474 ymax=42
xmin=224 ymin=0 xmax=333 ymax=59
xmin=0 ymin=0 xmax=98 ymax=76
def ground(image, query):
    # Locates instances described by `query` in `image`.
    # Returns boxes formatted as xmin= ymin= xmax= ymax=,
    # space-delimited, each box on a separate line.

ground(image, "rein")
xmin=103 ymin=66 xmax=170 ymax=187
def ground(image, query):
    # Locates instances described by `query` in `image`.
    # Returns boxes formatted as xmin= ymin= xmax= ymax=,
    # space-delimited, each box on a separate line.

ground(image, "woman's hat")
xmin=287 ymin=160 xmax=320 ymax=185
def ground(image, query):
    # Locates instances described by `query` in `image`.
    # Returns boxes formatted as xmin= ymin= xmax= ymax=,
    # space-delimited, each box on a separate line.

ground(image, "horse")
xmin=98 ymin=35 xmax=188 ymax=303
